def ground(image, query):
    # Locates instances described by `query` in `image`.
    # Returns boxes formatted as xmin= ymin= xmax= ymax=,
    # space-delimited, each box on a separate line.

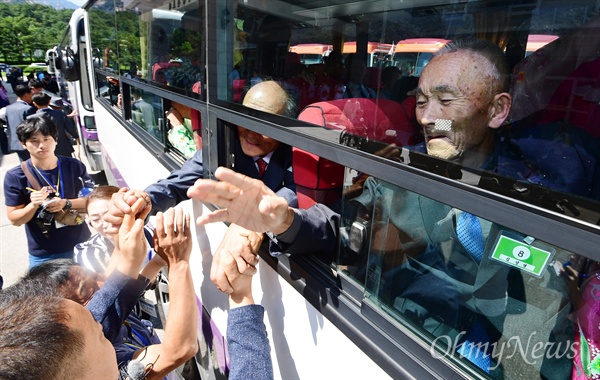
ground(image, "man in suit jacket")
xmin=2 ymin=85 xmax=36 ymax=161
xmin=29 ymin=93 xmax=79 ymax=157
xmin=105 ymin=80 xmax=297 ymax=289
xmin=107 ymin=81 xmax=296 ymax=215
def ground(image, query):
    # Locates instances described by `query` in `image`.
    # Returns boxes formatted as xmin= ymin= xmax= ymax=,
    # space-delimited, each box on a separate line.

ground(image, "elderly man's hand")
xmin=211 ymin=224 xmax=261 ymax=294
xmin=187 ymin=167 xmax=293 ymax=235
xmin=153 ymin=207 xmax=192 ymax=265
xmin=104 ymin=188 xmax=151 ymax=235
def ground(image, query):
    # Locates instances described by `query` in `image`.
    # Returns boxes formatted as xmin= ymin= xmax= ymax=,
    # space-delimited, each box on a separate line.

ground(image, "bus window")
xmin=289 ymin=44 xmax=332 ymax=65
xmin=129 ymin=86 xmax=163 ymax=142
xmin=150 ymin=7 xmax=205 ymax=96
xmin=165 ymin=100 xmax=200 ymax=159
xmin=525 ymin=34 xmax=559 ymax=57
xmin=81 ymin=0 xmax=600 ymax=378
xmin=339 ymin=172 xmax=590 ymax=379
xmin=391 ymin=38 xmax=450 ymax=76
xmin=116 ymin=4 xmax=143 ymax=79
xmin=342 ymin=41 xmax=394 ymax=67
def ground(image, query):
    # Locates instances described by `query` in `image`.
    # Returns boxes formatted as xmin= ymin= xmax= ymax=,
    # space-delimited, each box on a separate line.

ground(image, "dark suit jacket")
xmin=146 ymin=135 xmax=297 ymax=213
xmin=5 ymin=100 xmax=36 ymax=151
xmin=32 ymin=108 xmax=78 ymax=157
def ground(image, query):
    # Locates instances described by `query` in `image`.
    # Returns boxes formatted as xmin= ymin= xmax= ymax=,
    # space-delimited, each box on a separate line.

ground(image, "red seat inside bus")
xmin=294 ymin=98 xmax=419 ymax=208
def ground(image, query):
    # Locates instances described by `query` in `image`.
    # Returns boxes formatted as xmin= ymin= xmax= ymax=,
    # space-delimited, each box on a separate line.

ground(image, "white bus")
xmin=56 ymin=8 xmax=103 ymax=172
xmin=63 ymin=1 xmax=600 ymax=379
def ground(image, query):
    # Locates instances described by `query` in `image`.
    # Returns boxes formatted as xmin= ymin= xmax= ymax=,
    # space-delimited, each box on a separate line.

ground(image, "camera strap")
xmin=20 ymin=160 xmax=42 ymax=191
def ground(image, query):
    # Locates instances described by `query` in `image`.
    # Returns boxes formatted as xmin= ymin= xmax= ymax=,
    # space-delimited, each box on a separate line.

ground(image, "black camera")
xmin=35 ymin=206 xmax=54 ymax=238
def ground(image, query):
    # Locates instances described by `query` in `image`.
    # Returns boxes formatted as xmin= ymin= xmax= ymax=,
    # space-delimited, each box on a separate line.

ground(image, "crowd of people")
xmin=1 ymin=37 xmax=599 ymax=379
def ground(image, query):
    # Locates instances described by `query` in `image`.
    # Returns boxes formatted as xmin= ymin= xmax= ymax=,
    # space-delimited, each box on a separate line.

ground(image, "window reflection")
xmin=339 ymin=174 xmax=595 ymax=378
xmin=216 ymin=0 xmax=600 ymax=211
xmin=129 ymin=87 xmax=163 ymax=142
xmin=95 ymin=72 xmax=120 ymax=108
xmin=165 ymin=100 xmax=200 ymax=159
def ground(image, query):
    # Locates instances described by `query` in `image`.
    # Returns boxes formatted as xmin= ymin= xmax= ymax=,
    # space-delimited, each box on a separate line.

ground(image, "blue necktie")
xmin=455 ymin=212 xmax=491 ymax=373
xmin=456 ymin=212 xmax=485 ymax=263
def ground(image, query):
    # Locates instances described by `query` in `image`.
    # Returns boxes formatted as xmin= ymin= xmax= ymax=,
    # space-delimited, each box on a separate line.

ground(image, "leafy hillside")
xmin=0 ymin=0 xmax=78 ymax=10
xmin=0 ymin=2 xmax=74 ymax=63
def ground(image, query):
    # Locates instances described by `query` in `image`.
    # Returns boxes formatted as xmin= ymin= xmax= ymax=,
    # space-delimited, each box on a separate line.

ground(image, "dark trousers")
xmin=0 ymin=125 xmax=8 ymax=154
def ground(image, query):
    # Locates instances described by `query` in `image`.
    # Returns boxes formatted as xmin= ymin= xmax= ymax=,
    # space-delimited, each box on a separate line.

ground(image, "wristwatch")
xmin=63 ymin=199 xmax=72 ymax=210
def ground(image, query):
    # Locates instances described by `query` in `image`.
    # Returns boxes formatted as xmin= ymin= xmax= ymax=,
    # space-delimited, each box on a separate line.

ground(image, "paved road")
xmin=0 ymin=151 xmax=29 ymax=287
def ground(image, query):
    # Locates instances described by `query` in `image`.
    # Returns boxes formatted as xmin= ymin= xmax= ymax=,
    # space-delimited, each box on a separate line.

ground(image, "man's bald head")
xmin=242 ymin=81 xmax=295 ymax=117
xmin=237 ymin=81 xmax=298 ymax=158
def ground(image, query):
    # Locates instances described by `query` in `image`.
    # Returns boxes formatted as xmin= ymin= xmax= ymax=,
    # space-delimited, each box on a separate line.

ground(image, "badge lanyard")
xmin=32 ymin=158 xmax=64 ymax=199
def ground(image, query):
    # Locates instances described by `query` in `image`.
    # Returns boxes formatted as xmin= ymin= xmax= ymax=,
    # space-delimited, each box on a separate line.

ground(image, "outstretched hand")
xmin=211 ymin=224 xmax=261 ymax=294
xmin=114 ymin=197 xmax=147 ymax=278
xmin=153 ymin=207 xmax=192 ymax=266
xmin=104 ymin=187 xmax=152 ymax=235
xmin=187 ymin=167 xmax=292 ymax=235
xmin=221 ymin=243 xmax=255 ymax=308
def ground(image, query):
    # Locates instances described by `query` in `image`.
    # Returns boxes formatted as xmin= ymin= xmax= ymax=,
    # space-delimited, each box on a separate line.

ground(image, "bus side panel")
xmin=188 ymin=199 xmax=390 ymax=379
xmin=93 ymin=104 xmax=170 ymax=189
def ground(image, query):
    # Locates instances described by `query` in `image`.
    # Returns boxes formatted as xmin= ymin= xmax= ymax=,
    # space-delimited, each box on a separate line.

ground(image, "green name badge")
xmin=490 ymin=232 xmax=555 ymax=277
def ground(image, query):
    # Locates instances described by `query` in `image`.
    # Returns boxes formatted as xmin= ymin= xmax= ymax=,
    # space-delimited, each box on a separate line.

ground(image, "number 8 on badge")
xmin=512 ymin=246 xmax=531 ymax=261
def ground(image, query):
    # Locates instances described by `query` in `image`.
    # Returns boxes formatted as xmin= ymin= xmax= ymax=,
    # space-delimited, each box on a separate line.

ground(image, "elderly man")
xmin=105 ymin=80 xmax=297 ymax=288
xmin=188 ymin=39 xmax=513 ymax=267
xmin=186 ymin=39 xmax=526 ymax=374
xmin=189 ymin=40 xmax=583 ymax=377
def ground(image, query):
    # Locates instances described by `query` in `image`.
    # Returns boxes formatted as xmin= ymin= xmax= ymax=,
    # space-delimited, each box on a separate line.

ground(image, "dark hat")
xmin=50 ymin=97 xmax=64 ymax=108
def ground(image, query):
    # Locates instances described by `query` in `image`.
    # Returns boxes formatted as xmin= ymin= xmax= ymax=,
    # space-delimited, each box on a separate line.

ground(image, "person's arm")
xmin=6 ymin=187 xmax=49 ymax=226
xmin=132 ymin=208 xmax=198 ymax=380
xmin=145 ymin=149 xmax=204 ymax=213
xmin=222 ymin=248 xmax=273 ymax=380
xmin=268 ymin=203 xmax=340 ymax=258
xmin=44 ymin=161 xmax=95 ymax=213
xmin=210 ymin=223 xmax=261 ymax=294
xmin=86 ymin=200 xmax=149 ymax=342
xmin=86 ymin=270 xmax=148 ymax=342
xmin=187 ymin=167 xmax=293 ymax=235
xmin=43 ymin=195 xmax=87 ymax=214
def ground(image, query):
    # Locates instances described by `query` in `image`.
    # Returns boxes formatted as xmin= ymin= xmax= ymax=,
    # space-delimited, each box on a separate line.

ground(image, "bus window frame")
xmin=84 ymin=0 xmax=600 ymax=377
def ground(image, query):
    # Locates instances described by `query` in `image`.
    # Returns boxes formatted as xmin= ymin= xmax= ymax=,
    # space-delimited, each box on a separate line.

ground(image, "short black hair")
xmin=32 ymin=92 xmax=51 ymax=107
xmin=0 ymin=287 xmax=85 ymax=379
xmin=15 ymin=84 xmax=32 ymax=98
xmin=16 ymin=115 xmax=58 ymax=143
xmin=24 ymin=258 xmax=75 ymax=288
xmin=29 ymin=79 xmax=44 ymax=89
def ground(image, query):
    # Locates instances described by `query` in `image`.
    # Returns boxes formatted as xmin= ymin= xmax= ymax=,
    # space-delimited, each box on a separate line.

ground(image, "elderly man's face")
xmin=238 ymin=81 xmax=285 ymax=157
xmin=237 ymin=127 xmax=281 ymax=157
xmin=63 ymin=300 xmax=119 ymax=379
xmin=415 ymin=51 xmax=497 ymax=161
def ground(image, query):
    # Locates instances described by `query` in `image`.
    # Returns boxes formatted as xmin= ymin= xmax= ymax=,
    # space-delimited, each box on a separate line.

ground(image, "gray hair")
xmin=435 ymin=39 xmax=510 ymax=94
